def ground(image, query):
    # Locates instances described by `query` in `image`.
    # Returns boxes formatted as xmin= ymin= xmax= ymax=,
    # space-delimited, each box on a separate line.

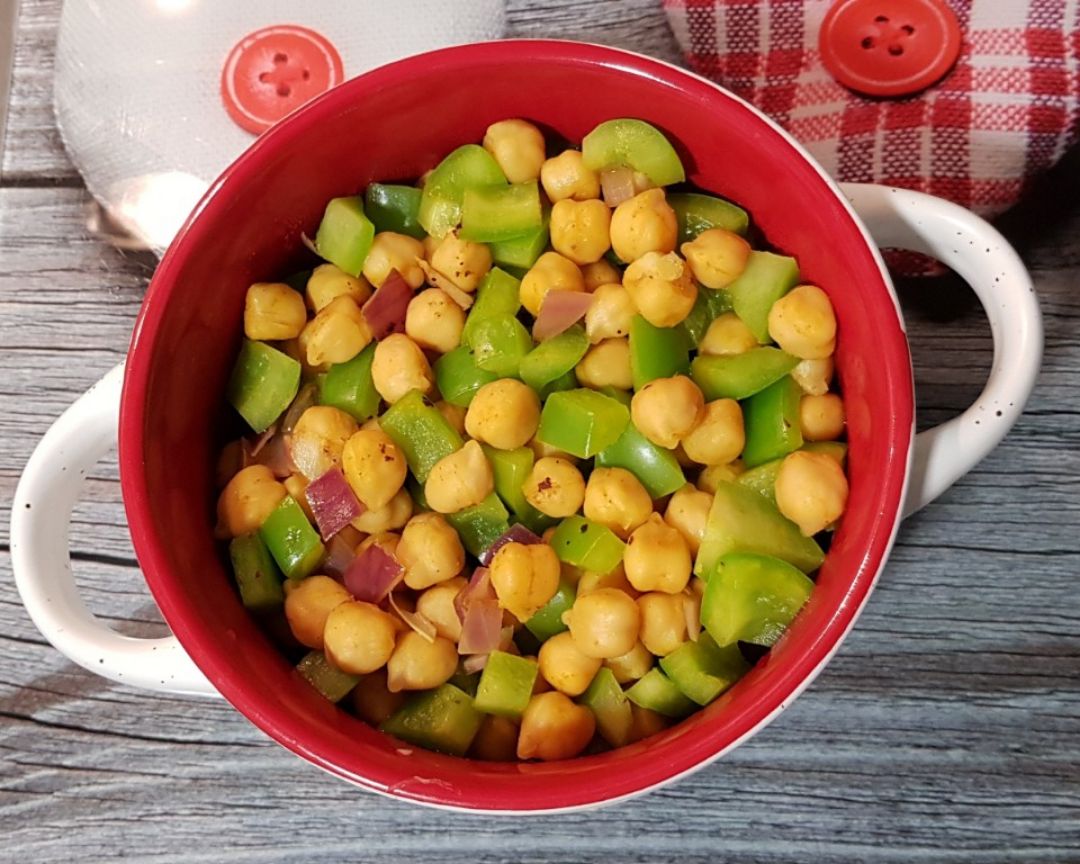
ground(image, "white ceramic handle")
xmin=842 ymin=183 xmax=1043 ymax=519
xmin=10 ymin=363 xmax=218 ymax=697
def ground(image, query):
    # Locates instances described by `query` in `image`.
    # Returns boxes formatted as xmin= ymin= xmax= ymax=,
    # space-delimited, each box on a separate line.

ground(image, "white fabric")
xmin=55 ymin=0 xmax=505 ymax=251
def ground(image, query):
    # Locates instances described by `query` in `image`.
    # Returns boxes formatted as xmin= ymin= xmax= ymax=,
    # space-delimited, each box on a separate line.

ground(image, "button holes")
xmin=901 ymin=24 xmax=915 ymax=35
xmin=861 ymin=36 xmax=875 ymax=49
xmin=277 ymin=83 xmax=292 ymax=97
xmin=273 ymin=52 xmax=288 ymax=65
xmin=258 ymin=71 xmax=270 ymax=83
xmin=302 ymin=69 xmax=311 ymax=81
xmin=888 ymin=44 xmax=904 ymax=56
xmin=874 ymin=14 xmax=889 ymax=23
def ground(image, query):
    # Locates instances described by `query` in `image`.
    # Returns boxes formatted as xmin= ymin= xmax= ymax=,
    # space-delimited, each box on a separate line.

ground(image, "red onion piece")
xmin=250 ymin=434 xmax=296 ymax=479
xmin=453 ymin=566 xmax=493 ymax=623
xmin=282 ymin=382 xmax=320 ymax=434
xmin=305 ymin=467 xmax=365 ymax=540
xmin=601 ymin=167 xmax=635 ymax=207
xmin=478 ymin=523 xmax=545 ymax=567
xmin=389 ymin=592 xmax=437 ymax=643
xmin=323 ymin=534 xmax=357 ymax=578
xmin=532 ymin=290 xmax=594 ymax=342
xmin=362 ymin=269 xmax=413 ymax=339
xmin=344 ymin=541 xmax=404 ymax=604
xmin=439 ymin=280 xmax=475 ymax=311
xmin=458 ymin=597 xmax=503 ymax=655
xmin=462 ymin=653 xmax=489 ymax=674
xmin=249 ymin=423 xmax=278 ymax=457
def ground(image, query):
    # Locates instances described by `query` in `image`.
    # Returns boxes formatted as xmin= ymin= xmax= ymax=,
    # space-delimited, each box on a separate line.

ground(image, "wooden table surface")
xmin=1 ymin=1 xmax=1077 ymax=861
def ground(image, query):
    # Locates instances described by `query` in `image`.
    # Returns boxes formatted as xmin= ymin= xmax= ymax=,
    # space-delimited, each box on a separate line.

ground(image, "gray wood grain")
xmin=1 ymin=0 xmax=1078 ymax=861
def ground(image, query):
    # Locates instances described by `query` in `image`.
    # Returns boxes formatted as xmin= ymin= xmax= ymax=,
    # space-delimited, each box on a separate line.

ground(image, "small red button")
xmin=819 ymin=0 xmax=961 ymax=98
xmin=221 ymin=25 xmax=344 ymax=135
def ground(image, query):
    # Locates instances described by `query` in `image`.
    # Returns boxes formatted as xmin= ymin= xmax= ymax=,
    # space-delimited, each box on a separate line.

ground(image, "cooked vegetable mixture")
xmin=217 ymin=118 xmax=849 ymax=761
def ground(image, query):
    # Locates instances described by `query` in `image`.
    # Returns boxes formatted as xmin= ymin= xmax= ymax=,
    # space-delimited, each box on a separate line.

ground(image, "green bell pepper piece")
xmin=659 ymin=633 xmax=749 ymax=705
xmin=680 ymin=287 xmax=734 ymax=347
xmin=625 ymin=668 xmax=696 ymax=718
xmin=597 ymin=385 xmax=632 ymax=407
xmin=314 ymin=196 xmax=375 ymax=277
xmin=283 ymin=269 xmax=312 ymax=292
xmin=364 ymin=183 xmax=425 ymax=238
xmin=381 ymin=683 xmax=483 ymax=757
xmin=728 ymin=251 xmax=801 ymax=343
xmin=461 ymin=268 xmax=522 ymax=348
xmin=582 ymin=119 xmax=686 ymax=187
xmin=519 ymin=325 xmax=589 ymax=393
xmin=446 ymin=493 xmax=511 ymax=559
xmin=737 ymin=441 xmax=848 ymax=506
xmin=742 ymin=376 xmax=803 ymax=467
xmin=549 ymin=516 xmax=626 ymax=574
xmin=470 ymin=315 xmax=533 ymax=378
xmin=433 ymin=346 xmax=498 ymax=408
xmin=481 ymin=445 xmax=554 ymax=533
xmin=379 ymin=390 xmax=463 ymax=482
xmin=702 ymin=553 xmax=815 ymax=647
xmin=580 ymin=667 xmax=633 ymax=747
xmin=668 ymin=192 xmax=750 ymax=244
xmin=473 ymin=651 xmax=538 ymax=718
xmin=595 ymin=421 xmax=685 ymax=498
xmin=460 ymin=181 xmax=543 ymax=243
xmin=227 ymin=340 xmax=301 ymax=433
xmin=448 ymin=669 xmax=480 ymax=697
xmin=259 ymin=496 xmax=325 ymax=580
xmin=490 ymin=209 xmax=550 ymax=270
xmin=319 ymin=343 xmax=379 ymax=422
xmin=228 ymin=533 xmax=284 ymax=611
xmin=524 ymin=577 xmax=576 ymax=641
xmin=690 ymin=347 xmax=798 ymax=401
xmin=696 ymin=480 xmax=824 ymax=576
xmin=296 ymin=651 xmax=359 ymax=702
xmin=537 ymin=370 xmax=578 ymax=401
xmin=536 ymin=389 xmax=630 ymax=458
xmin=629 ymin=315 xmax=690 ymax=389
xmin=418 ymin=144 xmax=507 ymax=239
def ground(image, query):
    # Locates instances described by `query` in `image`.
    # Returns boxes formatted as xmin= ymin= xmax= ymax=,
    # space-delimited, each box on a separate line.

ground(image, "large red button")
xmin=819 ymin=0 xmax=961 ymax=98
xmin=221 ymin=25 xmax=344 ymax=135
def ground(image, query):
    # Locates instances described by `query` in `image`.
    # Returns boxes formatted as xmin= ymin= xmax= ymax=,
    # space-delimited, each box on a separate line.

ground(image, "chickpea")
xmin=385 ymin=632 xmax=458 ymax=692
xmin=575 ymin=338 xmax=633 ymax=391
xmin=471 ymin=714 xmax=520 ymax=762
xmin=404 ymin=288 xmax=465 ymax=354
xmin=289 ymin=405 xmax=359 ymax=480
xmin=435 ymin=400 xmax=468 ymax=436
xmin=371 ymin=333 xmax=434 ymax=405
xmin=697 ymin=461 xmax=744 ymax=493
xmin=699 ymin=312 xmax=758 ymax=356
xmin=637 ymin=592 xmax=688 ymax=656
xmin=577 ymin=564 xmax=639 ymax=599
xmin=489 ymin=541 xmax=560 ymax=622
xmin=681 ymin=399 xmax=745 ymax=466
xmin=767 ymin=284 xmax=837 ymax=360
xmin=520 ymin=251 xmax=585 ymax=317
xmin=538 ymin=631 xmax=603 ymax=697
xmin=350 ymin=487 xmax=413 ymax=533
xmin=397 ymin=512 xmax=466 ymax=590
xmin=523 ymin=456 xmax=586 ymax=518
xmin=465 ymin=379 xmax=541 ymax=450
xmin=323 ymin=600 xmax=398 ymax=675
xmin=341 ymin=428 xmax=407 ymax=511
xmin=517 ymin=692 xmax=597 ymax=762
xmin=430 ymin=232 xmax=492 ymax=293
xmin=630 ymin=375 xmax=705 ymax=449
xmin=529 ymin=434 xmax=578 ymax=464
xmin=775 ymin=450 xmax=849 ymax=536
xmin=791 ymin=356 xmax=835 ymax=396
xmin=350 ymin=669 xmax=406 ymax=726
xmin=604 ymin=640 xmax=654 ymax=684
xmin=216 ymin=464 xmax=287 ymax=538
xmin=623 ymin=251 xmax=697 ymax=328
xmin=584 ymin=283 xmax=637 ymax=343
xmin=567 ymin=588 xmax=641 ymax=660
xmin=306 ymin=263 xmax=371 ymax=312
xmin=425 ymin=440 xmax=494 ymax=514
xmin=483 ymin=119 xmax=546 ymax=183
xmin=301 ymin=295 xmax=373 ymax=366
xmin=627 ymin=704 xmax=669 ymax=743
xmin=361 ymin=232 xmax=425 ymax=290
xmin=283 ymin=575 xmax=351 ymax=650
xmin=540 ymin=149 xmax=601 ymax=202
xmin=800 ymin=393 xmax=846 ymax=441
xmin=663 ymin=484 xmax=713 ymax=555
xmin=549 ymin=198 xmax=612 ymax=265
xmin=415 ymin=576 xmax=467 ymax=642
xmin=609 ymin=188 xmax=677 ymax=263
xmin=624 ymin=513 xmax=692 ymax=594
xmin=583 ymin=467 xmax=652 ymax=539
xmin=680 ymin=228 xmax=751 ymax=289
xmin=244 ymin=282 xmax=307 ymax=341
xmin=581 ymin=259 xmax=622 ymax=292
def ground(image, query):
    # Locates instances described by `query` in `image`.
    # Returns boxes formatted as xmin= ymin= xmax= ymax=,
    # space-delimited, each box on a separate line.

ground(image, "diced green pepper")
xmin=537 ymin=369 xmax=578 ymax=401
xmin=379 ymin=390 xmax=463 ymax=482
xmin=448 ymin=669 xmax=480 ymax=697
xmin=728 ymin=251 xmax=800 ymax=343
xmin=481 ymin=445 xmax=553 ymax=532
xmin=696 ymin=480 xmax=824 ymax=576
xmin=364 ymin=183 xmax=425 ymax=239
xmin=461 ymin=268 xmax=522 ymax=348
xmin=549 ymin=516 xmax=626 ymax=574
xmin=659 ymin=634 xmax=749 ymax=705
xmin=742 ymin=376 xmax=803 ymax=467
xmin=580 ymin=667 xmax=633 ymax=747
xmin=460 ymin=181 xmax=542 ymax=243
xmin=490 ymin=210 xmax=550 ymax=270
xmin=701 ymin=553 xmax=815 ymax=647
xmin=227 ymin=340 xmax=301 ymax=433
xmin=296 ymin=651 xmax=359 ymax=702
xmin=433 ymin=346 xmax=498 ymax=408
xmin=525 ymin=577 xmax=576 ymax=641
xmin=314 ymin=196 xmax=375 ymax=277
xmin=470 ymin=315 xmax=533 ymax=378
xmin=668 ymin=192 xmax=750 ymax=243
xmin=319 ymin=343 xmax=379 ymax=422
xmin=804 ymin=440 xmax=848 ymax=466
xmin=625 ymin=667 xmax=696 ymax=718
xmin=629 ymin=315 xmax=690 ymax=389
xmin=582 ymin=119 xmax=686 ymax=187
xmin=690 ymin=347 xmax=798 ymax=401
xmin=519 ymin=325 xmax=589 ymax=393
xmin=418 ymin=144 xmax=507 ymax=239
xmin=228 ymin=533 xmax=284 ymax=610
xmin=680 ymin=287 xmax=734 ymax=347
xmin=473 ymin=651 xmax=538 ymax=718
xmin=446 ymin=493 xmax=511 ymax=559
xmin=595 ymin=421 xmax=685 ymax=498
xmin=381 ymin=683 xmax=483 ymax=756
xmin=597 ymin=385 xmax=632 ymax=407
xmin=536 ymin=389 xmax=630 ymax=458
xmin=258 ymin=496 xmax=325 ymax=580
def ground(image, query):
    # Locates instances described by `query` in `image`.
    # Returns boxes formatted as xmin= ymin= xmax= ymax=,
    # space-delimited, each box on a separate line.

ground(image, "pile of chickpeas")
xmin=216 ymin=117 xmax=849 ymax=761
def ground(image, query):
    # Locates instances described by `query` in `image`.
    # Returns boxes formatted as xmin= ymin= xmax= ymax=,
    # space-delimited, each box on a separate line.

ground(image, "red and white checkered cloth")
xmin=664 ymin=0 xmax=1080 ymax=217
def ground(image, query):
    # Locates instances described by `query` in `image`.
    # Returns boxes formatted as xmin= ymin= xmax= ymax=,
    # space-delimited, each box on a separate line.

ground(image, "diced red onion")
xmin=282 ymin=382 xmax=319 ymax=434
xmin=389 ymin=592 xmax=437 ymax=643
xmin=305 ymin=467 xmax=365 ymax=540
xmin=462 ymin=653 xmax=489 ymax=674
xmin=439 ymin=280 xmax=475 ymax=311
xmin=632 ymin=171 xmax=656 ymax=195
xmin=498 ymin=626 xmax=515 ymax=652
xmin=532 ymin=290 xmax=594 ymax=342
xmin=362 ymin=269 xmax=412 ymax=339
xmin=249 ymin=423 xmax=278 ymax=457
xmin=478 ymin=523 xmax=545 ymax=567
xmin=454 ymin=566 xmax=493 ymax=623
xmin=323 ymin=534 xmax=357 ymax=578
xmin=343 ymin=541 xmax=404 ymax=604
xmin=458 ymin=597 xmax=503 ymax=655
xmin=250 ymin=434 xmax=296 ymax=479
xmin=601 ymin=167 xmax=635 ymax=207
xmin=301 ymin=231 xmax=319 ymax=256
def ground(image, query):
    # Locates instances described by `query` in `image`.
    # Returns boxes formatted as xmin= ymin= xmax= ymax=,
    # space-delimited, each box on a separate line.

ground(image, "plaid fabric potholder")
xmin=664 ymin=0 xmax=1080 ymax=218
